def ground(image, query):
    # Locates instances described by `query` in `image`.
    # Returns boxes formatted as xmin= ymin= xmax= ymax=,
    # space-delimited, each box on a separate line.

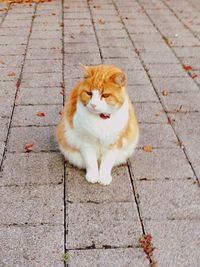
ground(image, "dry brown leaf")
xmin=177 ymin=141 xmax=184 ymax=149
xmin=183 ymin=64 xmax=192 ymax=71
xmin=16 ymin=78 xmax=21 ymax=89
xmin=191 ymin=73 xmax=198 ymax=79
xmin=37 ymin=111 xmax=45 ymax=117
xmin=8 ymin=71 xmax=16 ymax=76
xmin=0 ymin=59 xmax=5 ymax=64
xmin=162 ymin=90 xmax=168 ymax=96
xmin=143 ymin=145 xmax=153 ymax=152
xmin=98 ymin=19 xmax=105 ymax=25
xmin=24 ymin=143 xmax=33 ymax=152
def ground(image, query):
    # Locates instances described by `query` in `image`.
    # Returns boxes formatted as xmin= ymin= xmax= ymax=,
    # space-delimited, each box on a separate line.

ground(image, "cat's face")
xmin=78 ymin=65 xmax=127 ymax=118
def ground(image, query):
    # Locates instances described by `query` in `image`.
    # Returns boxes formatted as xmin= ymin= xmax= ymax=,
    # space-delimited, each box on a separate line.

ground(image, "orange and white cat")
xmin=56 ymin=64 xmax=139 ymax=185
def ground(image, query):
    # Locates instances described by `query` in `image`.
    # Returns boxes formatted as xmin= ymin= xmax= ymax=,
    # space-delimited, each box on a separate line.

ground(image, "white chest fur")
xmin=64 ymin=97 xmax=129 ymax=149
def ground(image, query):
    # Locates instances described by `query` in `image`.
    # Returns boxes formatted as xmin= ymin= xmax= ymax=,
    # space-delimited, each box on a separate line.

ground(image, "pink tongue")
xmin=100 ymin=113 xmax=110 ymax=119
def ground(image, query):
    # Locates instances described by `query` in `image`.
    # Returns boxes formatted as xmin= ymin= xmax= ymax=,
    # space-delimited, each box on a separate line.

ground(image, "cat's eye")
xmin=102 ymin=93 xmax=110 ymax=98
xmin=86 ymin=91 xmax=92 ymax=96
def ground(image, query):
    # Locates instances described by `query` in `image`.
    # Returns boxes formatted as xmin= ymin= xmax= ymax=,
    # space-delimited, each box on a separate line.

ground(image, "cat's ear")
xmin=79 ymin=63 xmax=92 ymax=78
xmin=110 ymin=72 xmax=126 ymax=87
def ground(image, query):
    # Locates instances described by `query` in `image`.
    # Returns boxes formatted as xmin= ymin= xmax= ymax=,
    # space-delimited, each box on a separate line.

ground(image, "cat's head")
xmin=78 ymin=64 xmax=127 ymax=119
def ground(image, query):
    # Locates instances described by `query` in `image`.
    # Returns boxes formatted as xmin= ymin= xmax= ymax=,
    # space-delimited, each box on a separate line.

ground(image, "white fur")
xmin=60 ymin=90 xmax=139 ymax=185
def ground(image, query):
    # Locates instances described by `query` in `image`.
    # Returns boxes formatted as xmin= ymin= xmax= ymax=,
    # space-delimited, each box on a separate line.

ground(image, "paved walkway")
xmin=0 ymin=0 xmax=200 ymax=266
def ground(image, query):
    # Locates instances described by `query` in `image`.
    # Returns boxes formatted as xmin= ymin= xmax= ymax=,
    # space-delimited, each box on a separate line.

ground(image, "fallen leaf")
xmin=162 ymin=90 xmax=168 ymax=96
xmin=139 ymin=234 xmax=157 ymax=267
xmin=175 ymin=105 xmax=183 ymax=113
xmin=93 ymin=5 xmax=101 ymax=8
xmin=52 ymin=13 xmax=56 ymax=15
xmin=16 ymin=78 xmax=21 ymax=89
xmin=8 ymin=71 xmax=16 ymax=76
xmin=183 ymin=64 xmax=192 ymax=71
xmin=60 ymin=22 xmax=64 ymax=27
xmin=143 ymin=145 xmax=153 ymax=152
xmin=37 ymin=111 xmax=45 ymax=117
xmin=191 ymin=74 xmax=198 ymax=79
xmin=98 ymin=19 xmax=105 ymax=25
xmin=0 ymin=59 xmax=5 ymax=64
xmin=59 ymin=110 xmax=63 ymax=115
xmin=177 ymin=140 xmax=184 ymax=149
xmin=24 ymin=143 xmax=33 ymax=153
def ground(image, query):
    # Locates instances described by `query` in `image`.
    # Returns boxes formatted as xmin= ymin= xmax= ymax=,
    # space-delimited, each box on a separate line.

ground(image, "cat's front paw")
xmin=98 ymin=174 xmax=112 ymax=186
xmin=85 ymin=170 xmax=99 ymax=184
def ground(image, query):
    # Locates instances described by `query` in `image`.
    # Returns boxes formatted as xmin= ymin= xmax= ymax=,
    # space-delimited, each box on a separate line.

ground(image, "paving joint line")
xmin=87 ymin=0 xmax=103 ymax=61
xmin=0 ymin=3 xmax=38 ymax=172
xmin=61 ymin=0 xmax=68 ymax=266
xmin=136 ymin=0 xmax=200 ymax=185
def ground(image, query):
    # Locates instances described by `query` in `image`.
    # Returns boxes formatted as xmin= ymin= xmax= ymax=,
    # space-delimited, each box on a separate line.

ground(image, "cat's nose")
xmin=91 ymin=103 xmax=97 ymax=109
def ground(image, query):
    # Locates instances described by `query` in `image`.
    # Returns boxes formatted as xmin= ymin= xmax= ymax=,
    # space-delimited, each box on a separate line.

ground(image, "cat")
xmin=56 ymin=64 xmax=139 ymax=185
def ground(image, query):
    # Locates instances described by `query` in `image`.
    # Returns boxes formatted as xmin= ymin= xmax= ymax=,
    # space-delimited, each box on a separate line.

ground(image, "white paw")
xmin=98 ymin=174 xmax=112 ymax=186
xmin=85 ymin=170 xmax=99 ymax=184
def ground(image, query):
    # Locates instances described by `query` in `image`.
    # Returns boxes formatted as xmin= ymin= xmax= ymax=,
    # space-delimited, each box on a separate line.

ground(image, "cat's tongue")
xmin=99 ymin=113 xmax=110 ymax=119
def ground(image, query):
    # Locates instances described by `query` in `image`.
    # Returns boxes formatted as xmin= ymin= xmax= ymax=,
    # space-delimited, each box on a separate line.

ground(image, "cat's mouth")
xmin=99 ymin=113 xmax=111 ymax=119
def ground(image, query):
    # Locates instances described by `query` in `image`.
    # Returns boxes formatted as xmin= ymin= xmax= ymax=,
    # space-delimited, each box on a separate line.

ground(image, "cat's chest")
xmin=73 ymin=111 xmax=126 ymax=145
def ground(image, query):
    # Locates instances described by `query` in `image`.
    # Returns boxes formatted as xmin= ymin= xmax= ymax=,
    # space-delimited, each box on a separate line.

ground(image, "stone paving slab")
xmin=16 ymin=86 xmax=63 ymax=105
xmin=67 ymin=202 xmax=141 ymax=249
xmin=136 ymin=179 xmax=200 ymax=220
xmin=0 ymin=225 xmax=64 ymax=267
xmin=131 ymin=148 xmax=195 ymax=180
xmin=145 ymin=220 xmax=200 ymax=267
xmin=7 ymin=126 xmax=58 ymax=152
xmin=66 ymin=164 xmax=134 ymax=203
xmin=68 ymin=248 xmax=149 ymax=267
xmin=0 ymin=183 xmax=63 ymax=225
xmin=12 ymin=105 xmax=61 ymax=126
xmin=0 ymin=152 xmax=64 ymax=186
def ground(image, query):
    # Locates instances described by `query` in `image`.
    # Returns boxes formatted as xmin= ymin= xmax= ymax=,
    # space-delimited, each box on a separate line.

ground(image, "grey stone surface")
xmin=0 ymin=225 xmax=64 ymax=267
xmin=145 ymin=220 xmax=200 ymax=267
xmin=23 ymin=59 xmax=62 ymax=73
xmin=0 ymin=184 xmax=63 ymax=225
xmin=0 ymin=118 xmax=9 ymax=141
xmin=0 ymin=152 xmax=64 ymax=186
xmin=147 ymin=63 xmax=188 ymax=77
xmin=67 ymin=202 xmax=141 ymax=249
xmin=16 ymin=86 xmax=63 ymax=105
xmin=66 ymin=164 xmax=134 ymax=203
xmin=128 ymin=84 xmax=159 ymax=102
xmin=152 ymin=76 xmax=199 ymax=92
xmin=7 ymin=126 xmax=58 ymax=152
xmin=21 ymin=72 xmax=62 ymax=87
xmin=138 ymin=123 xmax=178 ymax=148
xmin=69 ymin=248 xmax=149 ymax=267
xmin=130 ymin=148 xmax=194 ymax=180
xmin=134 ymin=102 xmax=168 ymax=124
xmin=12 ymin=105 xmax=62 ymax=126
xmin=136 ymin=179 xmax=200 ymax=220
xmin=161 ymin=91 xmax=200 ymax=112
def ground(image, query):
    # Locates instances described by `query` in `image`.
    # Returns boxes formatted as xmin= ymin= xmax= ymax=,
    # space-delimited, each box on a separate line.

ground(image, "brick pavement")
xmin=0 ymin=0 xmax=200 ymax=266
